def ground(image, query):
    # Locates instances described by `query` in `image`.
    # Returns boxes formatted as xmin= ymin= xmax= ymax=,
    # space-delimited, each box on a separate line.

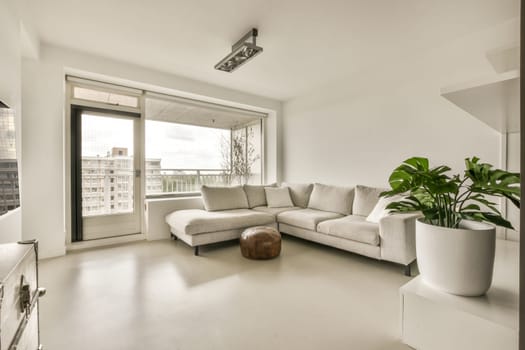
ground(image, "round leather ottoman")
xmin=240 ymin=226 xmax=281 ymax=259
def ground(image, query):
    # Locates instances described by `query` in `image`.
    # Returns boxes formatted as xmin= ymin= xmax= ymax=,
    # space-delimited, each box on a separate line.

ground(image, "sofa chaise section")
xmin=166 ymin=208 xmax=275 ymax=255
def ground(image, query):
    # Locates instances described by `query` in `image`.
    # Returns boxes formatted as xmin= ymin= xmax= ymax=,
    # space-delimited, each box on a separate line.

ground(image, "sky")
xmin=82 ymin=114 xmax=228 ymax=169
xmin=145 ymin=120 xmax=228 ymax=169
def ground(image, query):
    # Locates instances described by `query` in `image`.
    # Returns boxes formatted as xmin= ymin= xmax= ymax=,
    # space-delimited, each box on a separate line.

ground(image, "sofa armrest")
xmin=379 ymin=212 xmax=421 ymax=265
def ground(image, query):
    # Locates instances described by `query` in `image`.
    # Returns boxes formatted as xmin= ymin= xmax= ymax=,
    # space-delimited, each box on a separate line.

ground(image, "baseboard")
xmin=39 ymin=245 xmax=67 ymax=260
xmin=66 ymin=233 xmax=146 ymax=251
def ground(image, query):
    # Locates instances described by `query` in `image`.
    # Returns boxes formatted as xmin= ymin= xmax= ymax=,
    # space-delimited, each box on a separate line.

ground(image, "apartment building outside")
xmin=0 ymin=107 xmax=20 ymax=215
xmin=0 ymin=159 xmax=20 ymax=215
xmin=82 ymin=147 xmax=161 ymax=216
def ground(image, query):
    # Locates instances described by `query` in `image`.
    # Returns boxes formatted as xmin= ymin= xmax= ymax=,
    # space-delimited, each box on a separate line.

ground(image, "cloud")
xmin=164 ymin=124 xmax=196 ymax=142
xmin=146 ymin=120 xmax=229 ymax=169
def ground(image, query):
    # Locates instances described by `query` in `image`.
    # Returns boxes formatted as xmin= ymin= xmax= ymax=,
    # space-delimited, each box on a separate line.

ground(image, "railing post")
xmin=196 ymin=170 xmax=201 ymax=191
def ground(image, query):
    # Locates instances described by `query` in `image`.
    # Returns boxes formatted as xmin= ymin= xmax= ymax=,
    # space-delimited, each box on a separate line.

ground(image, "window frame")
xmin=68 ymin=78 xmax=142 ymax=114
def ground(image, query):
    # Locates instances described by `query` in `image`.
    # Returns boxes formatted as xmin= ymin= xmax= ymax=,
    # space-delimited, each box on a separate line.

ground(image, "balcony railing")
xmin=80 ymin=167 xmax=261 ymax=197
xmin=152 ymin=169 xmax=232 ymax=194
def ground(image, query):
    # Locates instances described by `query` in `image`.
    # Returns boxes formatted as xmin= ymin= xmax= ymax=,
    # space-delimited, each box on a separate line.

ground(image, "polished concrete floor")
xmin=39 ymin=236 xmax=413 ymax=350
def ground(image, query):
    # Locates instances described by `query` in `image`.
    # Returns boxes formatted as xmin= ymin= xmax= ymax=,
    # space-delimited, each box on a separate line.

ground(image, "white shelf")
xmin=441 ymin=70 xmax=519 ymax=133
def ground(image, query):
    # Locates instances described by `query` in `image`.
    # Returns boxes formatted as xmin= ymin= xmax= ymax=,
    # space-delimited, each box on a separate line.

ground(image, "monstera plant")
xmin=381 ymin=157 xmax=520 ymax=296
xmin=381 ymin=157 xmax=520 ymax=229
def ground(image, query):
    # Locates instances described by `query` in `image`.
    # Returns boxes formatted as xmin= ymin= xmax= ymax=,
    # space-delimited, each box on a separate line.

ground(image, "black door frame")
xmin=70 ymin=105 xmax=141 ymax=242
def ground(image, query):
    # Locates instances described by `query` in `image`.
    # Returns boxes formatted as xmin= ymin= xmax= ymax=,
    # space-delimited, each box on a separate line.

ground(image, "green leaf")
xmin=382 ymin=156 xmax=520 ymax=228
xmin=404 ymin=157 xmax=429 ymax=171
xmin=461 ymin=204 xmax=481 ymax=211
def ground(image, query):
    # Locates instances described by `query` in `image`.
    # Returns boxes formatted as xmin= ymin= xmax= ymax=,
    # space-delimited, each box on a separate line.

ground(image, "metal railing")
xmin=80 ymin=167 xmax=261 ymax=197
xmin=153 ymin=169 xmax=233 ymax=194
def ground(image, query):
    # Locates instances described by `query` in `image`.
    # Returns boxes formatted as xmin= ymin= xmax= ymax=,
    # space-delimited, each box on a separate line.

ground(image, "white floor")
xmin=39 ymin=236 xmax=413 ymax=350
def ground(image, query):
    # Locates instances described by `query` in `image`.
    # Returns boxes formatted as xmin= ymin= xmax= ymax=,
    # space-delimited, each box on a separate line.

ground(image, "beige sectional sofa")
xmin=165 ymin=183 xmax=419 ymax=275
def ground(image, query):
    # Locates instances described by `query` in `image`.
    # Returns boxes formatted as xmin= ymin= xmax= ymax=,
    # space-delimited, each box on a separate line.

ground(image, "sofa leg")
xmin=404 ymin=263 xmax=411 ymax=277
xmin=171 ymin=233 xmax=177 ymax=241
xmin=194 ymin=246 xmax=199 ymax=256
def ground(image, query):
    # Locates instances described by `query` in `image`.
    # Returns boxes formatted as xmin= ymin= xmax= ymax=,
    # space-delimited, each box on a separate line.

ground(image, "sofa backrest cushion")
xmin=265 ymin=187 xmax=294 ymax=208
xmin=307 ymin=183 xmax=354 ymax=215
xmin=243 ymin=183 xmax=276 ymax=208
xmin=353 ymin=185 xmax=388 ymax=217
xmin=281 ymin=182 xmax=314 ymax=208
xmin=201 ymin=185 xmax=249 ymax=211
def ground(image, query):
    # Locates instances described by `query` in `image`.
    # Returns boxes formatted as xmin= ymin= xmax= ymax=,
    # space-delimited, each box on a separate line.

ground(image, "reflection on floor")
xmin=39 ymin=236 xmax=412 ymax=350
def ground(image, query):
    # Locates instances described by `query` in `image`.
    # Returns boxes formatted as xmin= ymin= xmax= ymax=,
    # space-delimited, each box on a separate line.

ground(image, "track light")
xmin=215 ymin=28 xmax=263 ymax=73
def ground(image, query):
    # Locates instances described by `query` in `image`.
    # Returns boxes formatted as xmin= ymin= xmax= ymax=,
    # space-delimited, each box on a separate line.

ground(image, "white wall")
xmin=21 ymin=56 xmax=65 ymax=257
xmin=0 ymin=0 xmax=22 ymax=243
xmin=282 ymin=19 xmax=517 ymax=189
xmin=21 ymin=44 xmax=282 ymax=258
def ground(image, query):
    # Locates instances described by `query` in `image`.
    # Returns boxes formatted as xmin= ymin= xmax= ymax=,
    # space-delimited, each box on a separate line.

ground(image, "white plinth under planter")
xmin=416 ymin=218 xmax=496 ymax=297
xmin=400 ymin=239 xmax=518 ymax=350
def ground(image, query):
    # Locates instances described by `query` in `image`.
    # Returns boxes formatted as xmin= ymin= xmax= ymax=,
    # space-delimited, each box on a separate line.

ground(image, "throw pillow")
xmin=366 ymin=195 xmax=404 ymax=223
xmin=265 ymin=187 xmax=294 ymax=208
xmin=281 ymin=182 xmax=314 ymax=208
xmin=201 ymin=185 xmax=249 ymax=211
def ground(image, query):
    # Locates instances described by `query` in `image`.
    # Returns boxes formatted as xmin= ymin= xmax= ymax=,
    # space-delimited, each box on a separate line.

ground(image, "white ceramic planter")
xmin=416 ymin=218 xmax=496 ymax=296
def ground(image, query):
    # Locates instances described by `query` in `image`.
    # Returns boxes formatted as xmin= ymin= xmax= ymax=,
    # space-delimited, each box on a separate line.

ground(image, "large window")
xmin=68 ymin=78 xmax=267 ymax=243
xmin=145 ymin=96 xmax=264 ymax=195
xmin=145 ymin=121 xmax=231 ymax=194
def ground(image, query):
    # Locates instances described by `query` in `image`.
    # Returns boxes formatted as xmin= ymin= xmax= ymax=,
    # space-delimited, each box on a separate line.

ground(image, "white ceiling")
xmin=22 ymin=0 xmax=519 ymax=101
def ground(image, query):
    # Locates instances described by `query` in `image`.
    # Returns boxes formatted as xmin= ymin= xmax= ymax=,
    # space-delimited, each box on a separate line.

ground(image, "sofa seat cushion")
xmin=165 ymin=209 xmax=275 ymax=236
xmin=317 ymin=215 xmax=380 ymax=246
xmin=252 ymin=206 xmax=301 ymax=216
xmin=277 ymin=208 xmax=343 ymax=231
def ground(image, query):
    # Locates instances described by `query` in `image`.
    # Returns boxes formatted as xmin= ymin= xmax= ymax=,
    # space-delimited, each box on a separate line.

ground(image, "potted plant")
xmin=381 ymin=157 xmax=520 ymax=296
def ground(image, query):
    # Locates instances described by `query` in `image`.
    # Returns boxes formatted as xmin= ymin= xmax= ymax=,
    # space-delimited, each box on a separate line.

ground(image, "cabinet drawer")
xmin=0 ymin=245 xmax=37 ymax=350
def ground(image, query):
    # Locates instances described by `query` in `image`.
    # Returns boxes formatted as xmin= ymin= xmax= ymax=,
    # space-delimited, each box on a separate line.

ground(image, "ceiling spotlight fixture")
xmin=215 ymin=28 xmax=263 ymax=73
